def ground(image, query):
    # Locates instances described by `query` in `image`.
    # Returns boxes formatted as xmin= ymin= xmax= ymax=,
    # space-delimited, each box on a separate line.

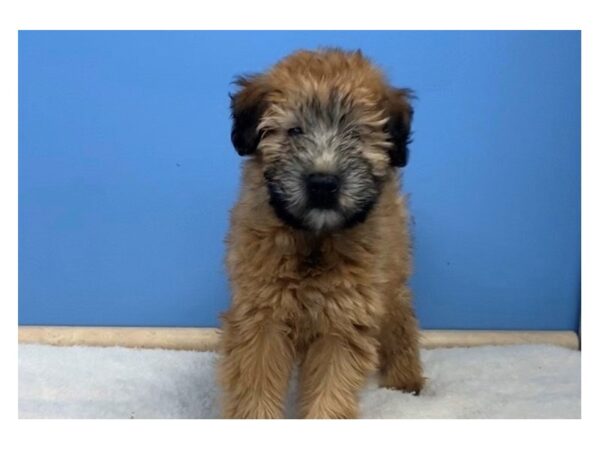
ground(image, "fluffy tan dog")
xmin=218 ymin=49 xmax=424 ymax=419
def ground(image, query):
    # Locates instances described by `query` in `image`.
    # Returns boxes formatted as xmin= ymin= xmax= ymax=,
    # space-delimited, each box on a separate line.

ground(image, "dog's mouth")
xmin=266 ymin=181 xmax=377 ymax=232
xmin=302 ymin=208 xmax=345 ymax=232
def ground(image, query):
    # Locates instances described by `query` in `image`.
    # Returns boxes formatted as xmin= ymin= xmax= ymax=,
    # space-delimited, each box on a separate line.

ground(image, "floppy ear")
xmin=385 ymin=88 xmax=414 ymax=167
xmin=230 ymin=75 xmax=269 ymax=156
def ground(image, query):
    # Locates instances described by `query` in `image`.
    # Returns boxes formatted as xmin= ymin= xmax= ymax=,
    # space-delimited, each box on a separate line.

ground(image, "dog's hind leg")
xmin=377 ymin=286 xmax=425 ymax=394
xmin=218 ymin=311 xmax=295 ymax=419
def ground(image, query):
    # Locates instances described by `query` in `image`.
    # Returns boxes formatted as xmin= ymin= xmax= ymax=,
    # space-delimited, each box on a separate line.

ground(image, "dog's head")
xmin=230 ymin=49 xmax=413 ymax=232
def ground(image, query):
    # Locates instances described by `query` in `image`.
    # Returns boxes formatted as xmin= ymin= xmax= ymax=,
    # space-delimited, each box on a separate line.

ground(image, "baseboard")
xmin=18 ymin=326 xmax=580 ymax=351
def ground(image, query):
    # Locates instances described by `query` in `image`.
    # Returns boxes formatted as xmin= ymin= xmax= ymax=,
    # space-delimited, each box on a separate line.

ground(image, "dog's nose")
xmin=306 ymin=173 xmax=340 ymax=208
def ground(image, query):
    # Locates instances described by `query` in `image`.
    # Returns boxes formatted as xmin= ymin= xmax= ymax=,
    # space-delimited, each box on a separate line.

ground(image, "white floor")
xmin=18 ymin=343 xmax=580 ymax=419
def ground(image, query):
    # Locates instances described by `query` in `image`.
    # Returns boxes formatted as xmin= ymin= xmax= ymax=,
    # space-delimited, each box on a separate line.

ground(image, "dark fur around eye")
xmin=349 ymin=129 xmax=362 ymax=140
xmin=260 ymin=129 xmax=275 ymax=140
xmin=287 ymin=127 xmax=303 ymax=136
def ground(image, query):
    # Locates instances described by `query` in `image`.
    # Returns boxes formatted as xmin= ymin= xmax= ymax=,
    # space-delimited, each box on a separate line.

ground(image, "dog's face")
xmin=230 ymin=49 xmax=413 ymax=232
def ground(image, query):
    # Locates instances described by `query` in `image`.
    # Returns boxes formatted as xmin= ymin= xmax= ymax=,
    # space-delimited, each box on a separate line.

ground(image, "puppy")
xmin=218 ymin=48 xmax=424 ymax=419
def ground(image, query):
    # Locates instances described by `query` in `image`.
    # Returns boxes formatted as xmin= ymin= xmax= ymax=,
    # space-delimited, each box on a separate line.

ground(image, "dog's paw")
xmin=379 ymin=376 xmax=426 ymax=396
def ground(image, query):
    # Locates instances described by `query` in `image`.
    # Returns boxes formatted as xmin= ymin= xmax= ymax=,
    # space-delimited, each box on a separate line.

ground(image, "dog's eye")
xmin=287 ymin=127 xmax=303 ymax=137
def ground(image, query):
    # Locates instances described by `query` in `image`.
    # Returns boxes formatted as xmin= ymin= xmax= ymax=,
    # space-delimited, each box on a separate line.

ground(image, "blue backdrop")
xmin=19 ymin=31 xmax=581 ymax=330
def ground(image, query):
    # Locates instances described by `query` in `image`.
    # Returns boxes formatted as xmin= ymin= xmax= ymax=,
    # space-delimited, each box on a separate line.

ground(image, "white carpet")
xmin=18 ymin=343 xmax=581 ymax=419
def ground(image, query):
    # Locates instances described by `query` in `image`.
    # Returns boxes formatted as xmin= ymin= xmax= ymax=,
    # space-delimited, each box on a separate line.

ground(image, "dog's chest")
xmin=288 ymin=250 xmax=378 ymax=335
xmin=255 ymin=229 xmax=384 ymax=339
xmin=298 ymin=247 xmax=324 ymax=273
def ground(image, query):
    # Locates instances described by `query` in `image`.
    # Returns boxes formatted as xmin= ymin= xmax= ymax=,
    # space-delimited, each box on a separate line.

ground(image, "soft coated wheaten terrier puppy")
xmin=218 ymin=48 xmax=424 ymax=419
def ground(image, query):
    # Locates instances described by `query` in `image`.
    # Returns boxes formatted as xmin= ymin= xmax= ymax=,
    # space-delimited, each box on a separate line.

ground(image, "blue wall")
xmin=19 ymin=31 xmax=581 ymax=330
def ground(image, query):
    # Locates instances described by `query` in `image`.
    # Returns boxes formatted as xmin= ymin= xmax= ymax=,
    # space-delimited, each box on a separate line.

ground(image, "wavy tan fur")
xmin=218 ymin=49 xmax=424 ymax=419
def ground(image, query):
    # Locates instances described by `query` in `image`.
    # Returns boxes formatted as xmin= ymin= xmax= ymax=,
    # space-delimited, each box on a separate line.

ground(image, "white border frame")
xmin=4 ymin=1 xmax=595 ymax=449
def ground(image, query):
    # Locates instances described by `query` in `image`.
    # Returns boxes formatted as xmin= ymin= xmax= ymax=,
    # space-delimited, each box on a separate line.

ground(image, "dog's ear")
xmin=385 ymin=88 xmax=414 ymax=167
xmin=230 ymin=75 xmax=269 ymax=156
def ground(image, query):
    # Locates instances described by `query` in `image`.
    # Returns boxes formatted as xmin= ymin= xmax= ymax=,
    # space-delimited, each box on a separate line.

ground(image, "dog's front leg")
xmin=298 ymin=332 xmax=378 ymax=419
xmin=377 ymin=286 xmax=425 ymax=394
xmin=218 ymin=312 xmax=295 ymax=419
